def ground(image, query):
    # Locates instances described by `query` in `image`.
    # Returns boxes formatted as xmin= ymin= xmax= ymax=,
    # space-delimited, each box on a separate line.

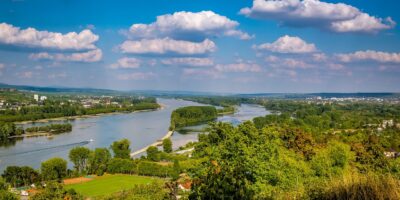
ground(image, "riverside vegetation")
xmin=1 ymin=98 xmax=400 ymax=199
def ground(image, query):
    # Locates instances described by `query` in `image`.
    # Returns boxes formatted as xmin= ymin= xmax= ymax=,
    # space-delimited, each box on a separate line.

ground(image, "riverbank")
xmin=130 ymin=130 xmax=173 ymax=158
xmin=14 ymin=105 xmax=164 ymax=125
xmin=8 ymin=132 xmax=52 ymax=138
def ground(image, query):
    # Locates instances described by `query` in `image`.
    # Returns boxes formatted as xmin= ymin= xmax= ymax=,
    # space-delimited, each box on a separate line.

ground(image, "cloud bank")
xmin=240 ymin=0 xmax=395 ymax=33
xmin=128 ymin=11 xmax=252 ymax=41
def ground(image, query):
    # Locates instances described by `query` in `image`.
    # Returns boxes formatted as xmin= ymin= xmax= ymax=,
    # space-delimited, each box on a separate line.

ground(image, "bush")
xmin=107 ymin=158 xmax=135 ymax=174
xmin=137 ymin=161 xmax=173 ymax=177
xmin=307 ymin=173 xmax=400 ymax=200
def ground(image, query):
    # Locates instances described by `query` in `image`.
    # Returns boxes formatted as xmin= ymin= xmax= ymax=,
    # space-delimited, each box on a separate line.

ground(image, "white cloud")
xmin=0 ymin=23 xmax=99 ymax=50
xmin=18 ymin=71 xmax=34 ymax=78
xmin=161 ymin=57 xmax=214 ymax=67
xmin=312 ymin=53 xmax=328 ymax=62
xmin=254 ymin=35 xmax=317 ymax=54
xmin=117 ymin=72 xmax=156 ymax=80
xmin=240 ymin=0 xmax=395 ymax=34
xmin=128 ymin=11 xmax=252 ymax=40
xmin=331 ymin=14 xmax=396 ymax=33
xmin=327 ymin=63 xmax=344 ymax=70
xmin=119 ymin=38 xmax=216 ymax=55
xmin=282 ymin=58 xmax=311 ymax=69
xmin=183 ymin=68 xmax=223 ymax=79
xmin=336 ymin=50 xmax=400 ymax=63
xmin=29 ymin=49 xmax=102 ymax=63
xmin=215 ymin=61 xmax=262 ymax=72
xmin=110 ymin=57 xmax=141 ymax=69
xmin=48 ymin=72 xmax=67 ymax=79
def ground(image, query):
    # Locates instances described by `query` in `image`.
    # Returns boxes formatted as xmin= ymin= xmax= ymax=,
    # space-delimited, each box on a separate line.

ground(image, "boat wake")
xmin=0 ymin=140 xmax=91 ymax=158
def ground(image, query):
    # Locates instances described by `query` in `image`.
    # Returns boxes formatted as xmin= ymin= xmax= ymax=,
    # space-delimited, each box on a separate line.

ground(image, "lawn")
xmin=64 ymin=174 xmax=159 ymax=197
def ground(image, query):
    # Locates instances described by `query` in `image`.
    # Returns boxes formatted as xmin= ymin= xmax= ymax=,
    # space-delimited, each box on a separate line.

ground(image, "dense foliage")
xmin=170 ymin=106 xmax=217 ymax=130
xmin=0 ymin=122 xmax=24 ymax=140
xmin=186 ymin=99 xmax=400 ymax=199
xmin=0 ymin=99 xmax=160 ymax=122
xmin=26 ymin=123 xmax=72 ymax=134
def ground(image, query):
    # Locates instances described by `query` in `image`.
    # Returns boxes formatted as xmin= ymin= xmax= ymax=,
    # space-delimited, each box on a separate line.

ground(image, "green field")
xmin=64 ymin=174 xmax=159 ymax=197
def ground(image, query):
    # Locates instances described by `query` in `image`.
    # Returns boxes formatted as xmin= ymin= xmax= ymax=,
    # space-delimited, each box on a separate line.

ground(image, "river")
xmin=0 ymin=98 xmax=269 ymax=172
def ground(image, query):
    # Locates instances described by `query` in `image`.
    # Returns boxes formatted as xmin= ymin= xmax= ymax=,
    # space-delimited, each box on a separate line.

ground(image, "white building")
xmin=40 ymin=96 xmax=47 ymax=101
xmin=34 ymin=94 xmax=39 ymax=101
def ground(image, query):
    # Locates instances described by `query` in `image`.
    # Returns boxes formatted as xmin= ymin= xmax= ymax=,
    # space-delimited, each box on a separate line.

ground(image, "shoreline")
xmin=130 ymin=130 xmax=174 ymax=158
xmin=14 ymin=105 xmax=165 ymax=125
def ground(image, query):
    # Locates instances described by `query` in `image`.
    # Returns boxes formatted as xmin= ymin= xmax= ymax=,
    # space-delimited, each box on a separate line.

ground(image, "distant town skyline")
xmin=0 ymin=0 xmax=399 ymax=93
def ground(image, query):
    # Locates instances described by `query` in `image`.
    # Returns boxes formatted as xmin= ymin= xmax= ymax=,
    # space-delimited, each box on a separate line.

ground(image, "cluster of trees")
xmin=187 ymin=121 xmax=400 ymax=199
xmin=182 ymin=98 xmax=400 ymax=199
xmin=25 ymin=123 xmax=72 ymax=134
xmin=0 ymin=137 xmax=181 ymax=199
xmin=170 ymin=106 xmax=217 ymax=130
xmin=0 ymin=122 xmax=24 ymax=140
xmin=181 ymin=96 xmax=257 ymax=107
xmin=217 ymin=106 xmax=235 ymax=115
xmin=0 ymin=98 xmax=160 ymax=122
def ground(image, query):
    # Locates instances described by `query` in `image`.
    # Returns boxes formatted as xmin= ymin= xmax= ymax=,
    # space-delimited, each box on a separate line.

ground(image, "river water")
xmin=0 ymin=98 xmax=269 ymax=172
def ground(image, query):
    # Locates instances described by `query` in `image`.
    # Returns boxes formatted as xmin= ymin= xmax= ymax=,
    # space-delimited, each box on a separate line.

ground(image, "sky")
xmin=0 ymin=0 xmax=399 ymax=93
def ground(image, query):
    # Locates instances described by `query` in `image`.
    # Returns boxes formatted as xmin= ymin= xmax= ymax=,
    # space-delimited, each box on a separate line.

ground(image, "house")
xmin=384 ymin=150 xmax=399 ymax=158
xmin=40 ymin=96 xmax=47 ymax=101
xmin=382 ymin=119 xmax=394 ymax=129
xmin=33 ymin=94 xmax=39 ymax=101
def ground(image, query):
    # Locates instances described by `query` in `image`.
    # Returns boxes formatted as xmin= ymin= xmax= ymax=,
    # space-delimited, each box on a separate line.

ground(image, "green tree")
xmin=41 ymin=157 xmax=67 ymax=181
xmin=146 ymin=146 xmax=160 ymax=161
xmin=89 ymin=148 xmax=111 ymax=175
xmin=69 ymin=146 xmax=91 ymax=174
xmin=30 ymin=181 xmax=83 ymax=200
xmin=110 ymin=139 xmax=131 ymax=159
xmin=0 ymin=190 xmax=18 ymax=200
xmin=163 ymin=138 xmax=173 ymax=153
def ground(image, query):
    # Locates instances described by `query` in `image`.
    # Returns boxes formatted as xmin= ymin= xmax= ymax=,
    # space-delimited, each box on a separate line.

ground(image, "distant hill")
xmin=0 ymin=83 xmax=398 ymax=98
xmin=0 ymin=83 xmax=119 ymax=95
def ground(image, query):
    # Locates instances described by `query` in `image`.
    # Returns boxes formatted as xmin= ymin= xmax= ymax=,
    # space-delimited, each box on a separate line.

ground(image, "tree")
xmin=163 ymin=138 xmax=173 ymax=153
xmin=0 ymin=190 xmax=18 ymax=200
xmin=30 ymin=181 xmax=83 ymax=200
xmin=69 ymin=147 xmax=91 ymax=174
xmin=41 ymin=157 xmax=67 ymax=181
xmin=2 ymin=166 xmax=22 ymax=187
xmin=89 ymin=148 xmax=111 ymax=175
xmin=110 ymin=139 xmax=131 ymax=159
xmin=146 ymin=146 xmax=160 ymax=161
xmin=171 ymin=160 xmax=181 ymax=181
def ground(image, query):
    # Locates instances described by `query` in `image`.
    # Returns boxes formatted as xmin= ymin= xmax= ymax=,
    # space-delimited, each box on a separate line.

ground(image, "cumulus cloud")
xmin=240 ymin=0 xmax=395 ymax=34
xmin=336 ymin=50 xmax=400 ymax=63
xmin=254 ymin=35 xmax=317 ymax=54
xmin=0 ymin=23 xmax=99 ymax=50
xmin=128 ymin=11 xmax=252 ymax=41
xmin=215 ymin=61 xmax=262 ymax=72
xmin=109 ymin=57 xmax=141 ymax=69
xmin=29 ymin=49 xmax=102 ymax=63
xmin=119 ymin=38 xmax=216 ymax=55
xmin=117 ymin=72 xmax=156 ymax=80
xmin=161 ymin=57 xmax=214 ymax=67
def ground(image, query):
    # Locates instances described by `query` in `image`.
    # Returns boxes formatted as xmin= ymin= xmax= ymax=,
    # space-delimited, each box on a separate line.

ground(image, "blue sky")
xmin=0 ymin=0 xmax=399 ymax=93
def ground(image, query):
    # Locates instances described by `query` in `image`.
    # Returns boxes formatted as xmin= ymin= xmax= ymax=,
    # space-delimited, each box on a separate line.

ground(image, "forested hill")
xmin=170 ymin=106 xmax=217 ymax=130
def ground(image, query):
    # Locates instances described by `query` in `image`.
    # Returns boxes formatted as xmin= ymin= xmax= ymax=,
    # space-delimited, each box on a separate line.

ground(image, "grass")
xmin=64 ymin=174 xmax=160 ymax=197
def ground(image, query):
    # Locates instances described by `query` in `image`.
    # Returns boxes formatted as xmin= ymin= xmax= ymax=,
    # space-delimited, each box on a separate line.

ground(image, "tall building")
xmin=34 ymin=94 xmax=39 ymax=101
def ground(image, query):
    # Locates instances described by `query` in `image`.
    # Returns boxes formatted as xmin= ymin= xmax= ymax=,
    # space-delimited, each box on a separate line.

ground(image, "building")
xmin=34 ymin=94 xmax=39 ymax=101
xmin=40 ymin=96 xmax=47 ymax=101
